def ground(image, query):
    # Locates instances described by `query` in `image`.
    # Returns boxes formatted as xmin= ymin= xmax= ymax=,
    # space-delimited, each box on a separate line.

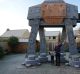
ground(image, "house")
xmin=74 ymin=30 xmax=80 ymax=42
xmin=64 ymin=30 xmax=80 ymax=43
xmin=45 ymin=30 xmax=80 ymax=51
xmin=0 ymin=29 xmax=30 ymax=53
xmin=73 ymin=30 xmax=80 ymax=51
xmin=45 ymin=31 xmax=60 ymax=51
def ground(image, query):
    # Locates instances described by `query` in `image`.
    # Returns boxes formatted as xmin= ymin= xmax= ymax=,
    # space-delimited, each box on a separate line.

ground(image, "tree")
xmin=8 ymin=36 xmax=19 ymax=53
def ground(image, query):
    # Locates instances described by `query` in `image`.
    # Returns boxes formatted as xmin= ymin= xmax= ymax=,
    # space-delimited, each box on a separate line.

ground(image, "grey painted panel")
xmin=44 ymin=0 xmax=65 ymax=3
xmin=29 ymin=19 xmax=40 ymax=26
xmin=61 ymin=27 xmax=66 ymax=53
xmin=65 ymin=19 xmax=78 ymax=55
xmin=27 ymin=19 xmax=40 ymax=54
xmin=39 ymin=27 xmax=47 ymax=53
xmin=27 ymin=5 xmax=41 ymax=19
xmin=67 ymin=4 xmax=78 ymax=19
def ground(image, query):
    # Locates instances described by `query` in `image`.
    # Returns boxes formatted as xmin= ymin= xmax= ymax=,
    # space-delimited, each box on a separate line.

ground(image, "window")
xmin=74 ymin=36 xmax=76 ymax=39
xmin=53 ymin=36 xmax=56 ymax=39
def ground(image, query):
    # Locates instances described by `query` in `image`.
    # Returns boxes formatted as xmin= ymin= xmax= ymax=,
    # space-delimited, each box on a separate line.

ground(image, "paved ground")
xmin=0 ymin=54 xmax=80 ymax=74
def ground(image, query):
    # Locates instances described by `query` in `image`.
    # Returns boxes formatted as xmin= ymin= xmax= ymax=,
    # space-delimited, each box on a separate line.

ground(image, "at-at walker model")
xmin=24 ymin=0 xmax=80 ymax=67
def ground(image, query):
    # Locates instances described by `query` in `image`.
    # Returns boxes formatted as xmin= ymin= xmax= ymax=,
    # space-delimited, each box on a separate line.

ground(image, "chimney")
xmin=6 ymin=28 xmax=10 ymax=31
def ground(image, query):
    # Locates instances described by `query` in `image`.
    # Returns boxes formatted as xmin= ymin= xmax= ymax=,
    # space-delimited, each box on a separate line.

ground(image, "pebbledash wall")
xmin=45 ymin=31 xmax=60 ymax=51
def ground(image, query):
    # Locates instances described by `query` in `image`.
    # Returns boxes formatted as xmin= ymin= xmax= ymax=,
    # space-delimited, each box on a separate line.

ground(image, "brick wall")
xmin=15 ymin=42 xmax=28 ymax=53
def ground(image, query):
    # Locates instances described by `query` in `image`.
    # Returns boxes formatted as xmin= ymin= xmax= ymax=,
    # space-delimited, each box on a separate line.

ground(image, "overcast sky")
xmin=0 ymin=0 xmax=80 ymax=36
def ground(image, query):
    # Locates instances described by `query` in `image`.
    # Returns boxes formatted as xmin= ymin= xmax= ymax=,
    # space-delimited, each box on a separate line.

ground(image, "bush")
xmin=8 ymin=36 xmax=19 ymax=53
xmin=0 ymin=46 xmax=4 ymax=59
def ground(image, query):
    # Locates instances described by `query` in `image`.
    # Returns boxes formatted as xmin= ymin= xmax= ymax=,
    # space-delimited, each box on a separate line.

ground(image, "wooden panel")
xmin=41 ymin=3 xmax=66 ymax=24
xmin=44 ymin=16 xmax=64 ymax=24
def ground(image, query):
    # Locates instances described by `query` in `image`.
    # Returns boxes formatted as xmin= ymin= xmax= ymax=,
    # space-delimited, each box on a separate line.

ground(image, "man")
xmin=54 ymin=42 xmax=62 ymax=66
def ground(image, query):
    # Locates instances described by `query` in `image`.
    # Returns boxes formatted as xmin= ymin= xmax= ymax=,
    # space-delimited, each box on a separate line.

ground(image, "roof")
xmin=45 ymin=31 xmax=60 ymax=36
xmin=0 ymin=29 xmax=30 ymax=39
xmin=45 ymin=30 xmax=80 ymax=37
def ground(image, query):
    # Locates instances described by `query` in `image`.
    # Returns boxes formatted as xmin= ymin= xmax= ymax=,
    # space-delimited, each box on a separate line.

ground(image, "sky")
xmin=0 ymin=0 xmax=80 ymax=37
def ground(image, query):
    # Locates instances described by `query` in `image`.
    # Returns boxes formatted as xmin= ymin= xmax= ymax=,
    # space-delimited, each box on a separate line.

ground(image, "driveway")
xmin=0 ymin=54 xmax=80 ymax=74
